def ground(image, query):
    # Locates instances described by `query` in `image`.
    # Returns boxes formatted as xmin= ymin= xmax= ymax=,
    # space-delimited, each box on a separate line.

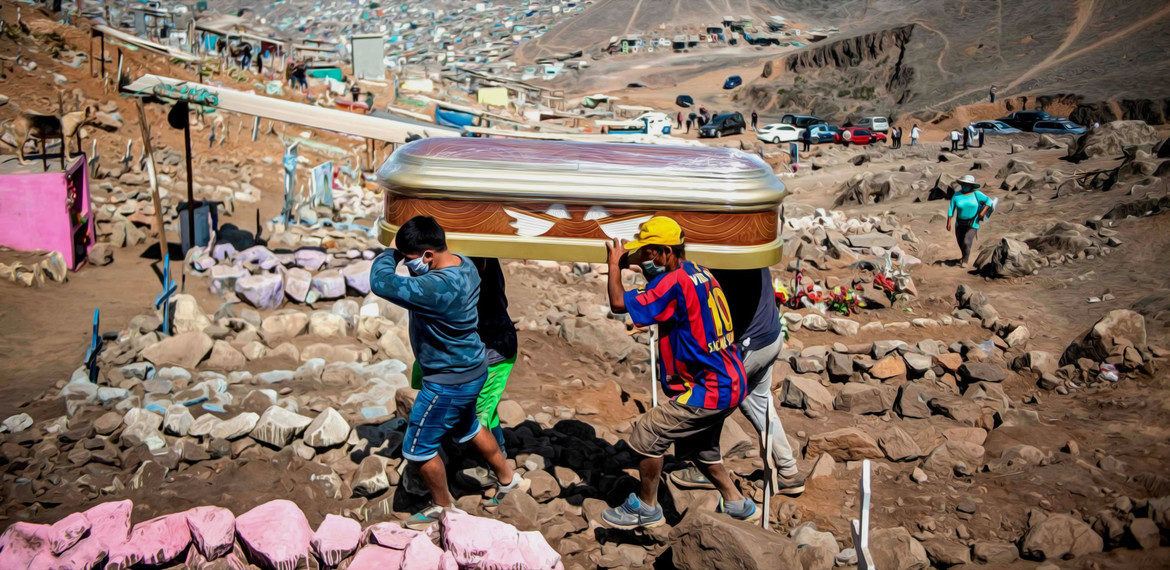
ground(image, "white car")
xmin=855 ymin=116 xmax=889 ymax=133
xmin=756 ymin=123 xmax=801 ymax=144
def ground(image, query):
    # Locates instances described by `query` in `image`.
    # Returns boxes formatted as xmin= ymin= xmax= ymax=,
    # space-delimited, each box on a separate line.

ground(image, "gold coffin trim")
xmin=378 ymin=219 xmax=782 ymax=270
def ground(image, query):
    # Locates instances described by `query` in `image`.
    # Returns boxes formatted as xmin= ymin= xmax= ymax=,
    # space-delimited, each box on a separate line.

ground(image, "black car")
xmin=997 ymin=110 xmax=1054 ymax=132
xmin=699 ymin=112 xmax=746 ymax=138
xmin=675 ymin=94 xmax=694 ymax=108
xmin=780 ymin=113 xmax=827 ymax=129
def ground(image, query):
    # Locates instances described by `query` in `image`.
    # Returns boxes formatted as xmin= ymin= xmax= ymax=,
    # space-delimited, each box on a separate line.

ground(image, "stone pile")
xmin=1066 ymin=120 xmax=1162 ymax=163
xmin=0 ymin=498 xmax=562 ymax=569
xmin=974 ymin=220 xmax=1120 ymax=278
xmin=0 ymin=250 xmax=68 ymax=287
xmin=781 ymin=208 xmax=922 ymax=273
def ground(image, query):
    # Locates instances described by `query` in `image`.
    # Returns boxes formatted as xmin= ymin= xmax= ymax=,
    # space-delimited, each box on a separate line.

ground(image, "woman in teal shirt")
xmin=946 ymin=175 xmax=991 ymax=267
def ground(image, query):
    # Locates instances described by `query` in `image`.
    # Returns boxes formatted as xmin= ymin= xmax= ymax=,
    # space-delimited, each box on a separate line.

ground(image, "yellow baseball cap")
xmin=624 ymin=216 xmax=684 ymax=251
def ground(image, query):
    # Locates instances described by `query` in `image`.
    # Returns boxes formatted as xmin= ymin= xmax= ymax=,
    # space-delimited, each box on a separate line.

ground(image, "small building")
xmin=0 ymin=155 xmax=94 ymax=270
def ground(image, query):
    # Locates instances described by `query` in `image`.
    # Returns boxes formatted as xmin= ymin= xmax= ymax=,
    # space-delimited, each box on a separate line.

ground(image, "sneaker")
xmin=489 ymin=473 xmax=531 ymax=505
xmin=404 ymin=504 xmax=443 ymax=531
xmin=457 ymin=466 xmax=497 ymax=490
xmin=717 ymin=497 xmax=760 ymax=523
xmin=775 ymin=471 xmax=806 ymax=496
xmin=668 ymin=466 xmax=716 ymax=490
xmin=601 ymin=493 xmax=664 ymax=529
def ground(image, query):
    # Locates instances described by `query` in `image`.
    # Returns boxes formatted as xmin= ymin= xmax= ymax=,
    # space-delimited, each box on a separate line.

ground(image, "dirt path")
xmin=911 ymin=19 xmax=954 ymax=78
xmin=1005 ymin=0 xmax=1098 ymax=92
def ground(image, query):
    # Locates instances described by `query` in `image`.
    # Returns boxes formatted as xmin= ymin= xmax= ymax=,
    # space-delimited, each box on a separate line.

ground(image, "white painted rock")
xmin=342 ymin=260 xmax=372 ymax=296
xmin=204 ymin=340 xmax=247 ymax=370
xmin=294 ymin=248 xmax=329 ymax=271
xmin=303 ymin=407 xmax=350 ymax=449
xmin=309 ymin=311 xmax=349 ymax=338
xmin=122 ymin=408 xmax=166 ymax=451
xmin=163 ymin=405 xmax=195 ymax=436
xmin=236 ymin=273 xmax=284 ymax=310
xmin=311 ymin=270 xmax=346 ymax=300
xmin=141 ymin=331 xmax=214 ymax=369
xmin=188 ymin=413 xmax=223 ymax=437
xmin=285 ymin=267 xmax=313 ymax=303
xmin=209 ymin=412 xmax=259 ymax=440
xmin=250 ymin=406 xmax=312 ymax=448
xmin=172 ymin=294 xmax=212 ymax=334
xmin=2 ymin=413 xmax=33 ymax=433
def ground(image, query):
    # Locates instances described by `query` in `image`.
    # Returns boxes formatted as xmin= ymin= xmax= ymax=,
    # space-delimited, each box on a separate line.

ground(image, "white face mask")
xmin=404 ymin=252 xmax=432 ymax=276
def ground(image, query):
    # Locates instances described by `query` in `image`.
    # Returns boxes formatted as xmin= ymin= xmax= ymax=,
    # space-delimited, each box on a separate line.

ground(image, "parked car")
xmin=723 ymin=75 xmax=743 ymax=89
xmin=805 ymin=124 xmax=841 ymax=144
xmin=675 ymin=94 xmax=694 ymax=108
xmin=699 ymin=112 xmax=746 ymax=138
xmin=756 ymin=123 xmax=800 ymax=144
xmin=1031 ymin=119 xmax=1087 ymax=135
xmin=970 ymin=120 xmax=1022 ymax=134
xmin=839 ymin=127 xmax=886 ymax=145
xmin=997 ymin=110 xmax=1054 ymax=132
xmin=780 ymin=114 xmax=827 ymax=129
xmin=627 ymin=82 xmax=646 ymax=88
xmin=854 ymin=116 xmax=889 ymax=132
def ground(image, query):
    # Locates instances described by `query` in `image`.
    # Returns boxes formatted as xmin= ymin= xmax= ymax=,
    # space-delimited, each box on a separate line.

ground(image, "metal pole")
xmin=650 ymin=325 xmax=659 ymax=408
xmin=134 ymin=98 xmax=168 ymax=259
xmin=762 ymin=397 xmax=775 ymax=530
xmin=100 ymin=32 xmax=106 ymax=80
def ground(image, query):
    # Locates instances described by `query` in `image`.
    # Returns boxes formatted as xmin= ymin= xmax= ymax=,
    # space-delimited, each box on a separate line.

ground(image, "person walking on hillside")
xmin=961 ymin=126 xmax=970 ymax=150
xmin=751 ymin=110 xmax=758 ymax=131
xmin=977 ymin=125 xmax=985 ymax=147
xmin=890 ymin=126 xmax=901 ymax=149
xmin=989 ymin=85 xmax=997 ymax=104
xmin=946 ymin=175 xmax=992 ymax=268
xmin=671 ymin=267 xmax=805 ymax=496
xmin=911 ymin=124 xmax=920 ymax=146
xmin=801 ymin=126 xmax=811 ymax=152
xmin=351 ymin=82 xmax=362 ymax=104
xmin=371 ymin=216 xmax=529 ymax=530
xmin=600 ymin=217 xmax=758 ymax=529
xmin=685 ymin=118 xmax=693 ymax=133
xmin=950 ymin=129 xmax=961 ymax=152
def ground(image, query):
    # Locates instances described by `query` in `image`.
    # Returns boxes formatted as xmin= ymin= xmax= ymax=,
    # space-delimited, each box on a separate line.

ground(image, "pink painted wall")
xmin=0 ymin=156 xmax=94 ymax=269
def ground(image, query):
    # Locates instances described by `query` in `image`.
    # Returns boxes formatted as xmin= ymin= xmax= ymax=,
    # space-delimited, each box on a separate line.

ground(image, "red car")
xmin=839 ymin=127 xmax=887 ymax=146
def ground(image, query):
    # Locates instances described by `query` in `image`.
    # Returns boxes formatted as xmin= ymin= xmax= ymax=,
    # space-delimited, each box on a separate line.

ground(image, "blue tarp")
xmin=435 ymin=106 xmax=476 ymax=128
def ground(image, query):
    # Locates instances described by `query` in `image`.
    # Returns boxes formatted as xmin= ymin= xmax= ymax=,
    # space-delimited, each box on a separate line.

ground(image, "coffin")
xmin=376 ymin=138 xmax=787 ymax=269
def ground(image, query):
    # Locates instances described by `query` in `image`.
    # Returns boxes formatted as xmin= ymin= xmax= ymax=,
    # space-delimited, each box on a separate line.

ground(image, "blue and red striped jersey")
xmin=624 ymin=261 xmax=747 ymax=410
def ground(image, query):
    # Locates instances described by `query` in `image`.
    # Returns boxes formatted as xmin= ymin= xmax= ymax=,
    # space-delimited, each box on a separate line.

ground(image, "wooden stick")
xmin=134 ymin=98 xmax=168 ymax=258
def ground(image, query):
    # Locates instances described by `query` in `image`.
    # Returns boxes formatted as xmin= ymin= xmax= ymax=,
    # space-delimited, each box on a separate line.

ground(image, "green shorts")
xmin=411 ymin=355 xmax=516 ymax=431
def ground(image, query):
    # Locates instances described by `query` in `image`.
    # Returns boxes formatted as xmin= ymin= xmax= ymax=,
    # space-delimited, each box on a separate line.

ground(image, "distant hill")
xmin=519 ymin=0 xmax=1170 ymax=122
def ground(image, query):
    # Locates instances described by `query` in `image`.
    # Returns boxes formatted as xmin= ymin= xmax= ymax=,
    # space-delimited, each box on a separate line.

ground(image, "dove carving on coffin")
xmin=503 ymin=204 xmax=652 ymax=240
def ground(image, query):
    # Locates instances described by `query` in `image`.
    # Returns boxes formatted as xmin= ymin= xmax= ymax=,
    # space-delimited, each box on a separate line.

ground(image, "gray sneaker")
xmin=776 ymin=471 xmax=806 ymax=496
xmin=668 ymin=466 xmax=716 ymax=489
xmin=601 ymin=493 xmax=664 ymax=529
xmin=457 ymin=466 xmax=497 ymax=489
xmin=489 ymin=473 xmax=531 ymax=505
xmin=717 ymin=497 xmax=760 ymax=522
xmin=404 ymin=504 xmax=443 ymax=530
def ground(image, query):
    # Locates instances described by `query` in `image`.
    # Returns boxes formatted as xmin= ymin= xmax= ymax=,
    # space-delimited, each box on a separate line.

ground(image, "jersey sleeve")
xmin=624 ymin=272 xmax=680 ymax=327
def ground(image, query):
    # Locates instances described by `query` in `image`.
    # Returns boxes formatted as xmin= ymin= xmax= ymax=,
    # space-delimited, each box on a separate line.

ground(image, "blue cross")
xmin=84 ymin=309 xmax=101 ymax=383
xmin=155 ymin=253 xmax=178 ymax=335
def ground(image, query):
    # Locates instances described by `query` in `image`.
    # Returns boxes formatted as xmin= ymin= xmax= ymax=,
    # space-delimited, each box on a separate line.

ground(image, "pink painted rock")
xmin=363 ymin=523 xmax=419 ymax=550
xmin=55 ymin=536 xmax=108 ymax=570
xmin=400 ymin=532 xmax=447 ymax=570
xmin=311 ymin=514 xmax=361 ymax=567
xmin=0 ymin=522 xmax=50 ymax=568
xmin=440 ymin=510 xmax=562 ymax=570
xmin=185 ymin=505 xmax=236 ymax=560
xmin=110 ymin=513 xmax=191 ymax=568
xmin=83 ymin=499 xmax=133 ymax=549
xmin=48 ymin=512 xmax=90 ymax=554
xmin=235 ymin=499 xmax=313 ymax=570
xmin=347 ymin=544 xmax=405 ymax=570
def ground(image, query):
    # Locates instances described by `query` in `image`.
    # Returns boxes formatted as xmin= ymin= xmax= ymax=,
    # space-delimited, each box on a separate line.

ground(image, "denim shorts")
xmin=402 ymin=372 xmax=487 ymax=462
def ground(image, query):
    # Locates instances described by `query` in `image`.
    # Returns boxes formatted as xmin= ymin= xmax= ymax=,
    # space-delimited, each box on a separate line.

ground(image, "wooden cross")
xmin=84 ymin=309 xmax=102 ymax=383
xmin=851 ymin=459 xmax=875 ymax=570
xmin=154 ymin=253 xmax=178 ymax=335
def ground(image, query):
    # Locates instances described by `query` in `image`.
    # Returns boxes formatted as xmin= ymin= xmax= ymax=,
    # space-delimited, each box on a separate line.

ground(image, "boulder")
xmin=780 ymin=375 xmax=834 ymax=410
xmin=172 ymin=294 xmax=212 ymax=334
xmin=235 ymin=500 xmax=313 ymax=570
xmin=285 ymin=267 xmax=313 ymax=303
xmin=894 ymin=383 xmax=932 ymax=418
xmin=922 ymin=538 xmax=971 ymax=568
xmin=974 ymin=238 xmax=1040 ymax=278
xmin=0 ymin=522 xmax=49 ymax=569
xmin=163 ymin=404 xmax=195 ymax=436
xmin=1128 ymin=518 xmax=1160 ymax=550
xmin=1067 ymin=120 xmax=1160 ymax=162
xmin=250 ymin=406 xmax=313 ymax=448
xmin=958 ymin=362 xmax=1006 ymax=383
xmin=122 ymin=408 xmax=166 ymax=451
xmin=972 ymin=541 xmax=1018 ymax=564
xmin=208 ymin=265 xmax=250 ymax=296
xmin=48 ymin=512 xmax=90 ymax=554
xmin=309 ymin=311 xmax=349 ymax=338
xmin=1013 ymin=351 xmax=1058 ymax=376
xmin=801 ymin=313 xmax=830 ymax=332
xmin=833 ymin=384 xmax=890 ymax=414
xmin=111 ymin=513 xmax=190 ymax=567
xmin=204 ymin=340 xmax=246 ymax=370
xmin=1020 ymin=514 xmax=1103 ymax=560
xmin=364 ymin=523 xmax=420 ymax=549
xmin=848 ymin=233 xmax=898 ymax=249
xmin=295 ymin=249 xmax=329 ymax=271
xmin=1061 ymin=309 xmax=1147 ymax=365
xmin=185 ymin=505 xmax=236 ymax=560
xmin=342 ymin=260 xmax=373 ymax=295
xmin=806 ymin=428 xmax=884 ymax=462
xmin=670 ymin=509 xmax=801 ymax=570
xmin=312 ymin=270 xmax=347 ymax=300
xmin=209 ymin=412 xmax=260 ymax=440
xmin=236 ymin=273 xmax=285 ymax=310
xmin=311 ymin=514 xmax=362 ymax=567
xmin=402 ymin=531 xmax=449 ymax=570
xmin=826 ymin=353 xmax=854 ymax=379
xmin=349 ymin=544 xmax=406 ymax=569
xmin=141 ymin=331 xmax=214 ymax=369
xmin=352 ymin=456 xmax=390 ymax=497
xmin=923 ymin=440 xmax=985 ymax=476
xmin=440 ymin=510 xmax=563 ymax=570
xmin=869 ymin=527 xmax=929 ymax=570
xmin=830 ymin=318 xmax=860 ymax=337
xmin=789 ymin=523 xmax=839 ymax=570
xmin=88 ymin=243 xmax=114 ymax=266
xmin=870 ymin=354 xmax=906 ymax=379
xmin=260 ymin=311 xmax=309 ymax=344
xmin=304 ymin=407 xmax=350 ymax=448
xmin=878 ymin=426 xmax=922 ymax=461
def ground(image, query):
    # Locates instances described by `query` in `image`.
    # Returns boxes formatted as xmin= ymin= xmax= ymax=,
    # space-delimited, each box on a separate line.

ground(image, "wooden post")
xmin=650 ymin=325 xmax=659 ymax=408
xmin=134 ymin=98 xmax=169 ymax=259
xmin=99 ymin=31 xmax=106 ymax=80
xmin=88 ymin=30 xmax=94 ymax=77
xmin=116 ymin=49 xmax=123 ymax=88
xmin=183 ymin=108 xmax=195 ymax=255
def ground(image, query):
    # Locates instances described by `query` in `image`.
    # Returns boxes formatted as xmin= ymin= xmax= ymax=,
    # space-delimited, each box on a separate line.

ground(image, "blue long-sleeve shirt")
xmin=370 ymin=249 xmax=487 ymax=385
